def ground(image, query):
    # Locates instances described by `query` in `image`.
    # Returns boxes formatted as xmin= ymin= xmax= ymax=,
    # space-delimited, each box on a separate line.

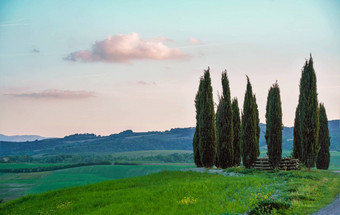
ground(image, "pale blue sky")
xmin=0 ymin=0 xmax=339 ymax=136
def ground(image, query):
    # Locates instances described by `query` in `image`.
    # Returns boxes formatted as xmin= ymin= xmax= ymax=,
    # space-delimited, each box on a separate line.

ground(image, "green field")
xmin=0 ymin=164 xmax=193 ymax=202
xmin=0 ymin=163 xmax=67 ymax=170
xmin=110 ymin=150 xmax=192 ymax=158
xmin=329 ymin=151 xmax=340 ymax=170
xmin=1 ymin=169 xmax=339 ymax=215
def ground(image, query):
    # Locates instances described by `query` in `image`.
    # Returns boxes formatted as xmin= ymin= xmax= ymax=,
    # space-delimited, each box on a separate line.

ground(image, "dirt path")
xmin=311 ymin=171 xmax=340 ymax=215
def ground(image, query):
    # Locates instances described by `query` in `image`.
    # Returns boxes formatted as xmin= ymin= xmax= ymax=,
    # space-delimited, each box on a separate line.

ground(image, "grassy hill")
xmin=0 ymin=164 xmax=193 ymax=202
xmin=1 ymin=120 xmax=339 ymax=156
xmin=1 ymin=169 xmax=339 ymax=215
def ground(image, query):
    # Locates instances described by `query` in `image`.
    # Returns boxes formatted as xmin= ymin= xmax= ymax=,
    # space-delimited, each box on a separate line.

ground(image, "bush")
xmin=249 ymin=198 xmax=290 ymax=215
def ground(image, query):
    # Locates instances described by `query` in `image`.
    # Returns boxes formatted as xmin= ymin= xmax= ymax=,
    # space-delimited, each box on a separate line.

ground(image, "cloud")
xmin=189 ymin=37 xmax=201 ymax=44
xmin=151 ymin=36 xmax=173 ymax=43
xmin=6 ymin=90 xmax=95 ymax=99
xmin=64 ymin=32 xmax=188 ymax=63
xmin=137 ymin=81 xmax=157 ymax=86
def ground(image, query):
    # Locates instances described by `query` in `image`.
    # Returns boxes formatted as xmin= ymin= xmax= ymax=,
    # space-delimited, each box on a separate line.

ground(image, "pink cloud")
xmin=65 ymin=33 xmax=187 ymax=63
xmin=7 ymin=90 xmax=95 ymax=99
xmin=189 ymin=37 xmax=201 ymax=44
xmin=137 ymin=81 xmax=157 ymax=86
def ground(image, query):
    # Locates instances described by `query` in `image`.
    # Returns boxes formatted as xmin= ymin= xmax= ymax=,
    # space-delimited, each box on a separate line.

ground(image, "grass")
xmin=110 ymin=150 xmax=192 ymax=159
xmin=0 ymin=163 xmax=67 ymax=170
xmin=1 ymin=169 xmax=339 ymax=215
xmin=0 ymin=164 xmax=193 ymax=202
xmin=329 ymin=151 xmax=340 ymax=170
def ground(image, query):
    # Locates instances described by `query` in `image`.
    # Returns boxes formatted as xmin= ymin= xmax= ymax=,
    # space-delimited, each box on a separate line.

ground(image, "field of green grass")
xmin=0 ymin=163 xmax=66 ymax=170
xmin=110 ymin=150 xmax=192 ymax=158
xmin=1 ymin=169 xmax=339 ymax=215
xmin=0 ymin=164 xmax=193 ymax=202
xmin=329 ymin=151 xmax=340 ymax=170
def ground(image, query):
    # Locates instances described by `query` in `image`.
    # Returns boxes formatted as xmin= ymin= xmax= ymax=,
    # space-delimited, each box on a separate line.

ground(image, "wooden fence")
xmin=253 ymin=157 xmax=300 ymax=170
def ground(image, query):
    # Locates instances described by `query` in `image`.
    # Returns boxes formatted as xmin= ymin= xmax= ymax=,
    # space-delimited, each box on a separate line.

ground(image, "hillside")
xmin=1 ymin=170 xmax=340 ymax=214
xmin=0 ymin=120 xmax=339 ymax=156
xmin=0 ymin=128 xmax=195 ymax=156
xmin=0 ymin=134 xmax=48 ymax=142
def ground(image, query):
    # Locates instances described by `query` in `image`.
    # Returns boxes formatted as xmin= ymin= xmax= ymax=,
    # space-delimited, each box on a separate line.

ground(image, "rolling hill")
xmin=0 ymin=120 xmax=339 ymax=156
xmin=0 ymin=134 xmax=48 ymax=142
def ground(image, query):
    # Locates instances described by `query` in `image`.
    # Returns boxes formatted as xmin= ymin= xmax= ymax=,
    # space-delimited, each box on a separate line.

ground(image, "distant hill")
xmin=0 ymin=134 xmax=49 ymax=142
xmin=0 ymin=120 xmax=339 ymax=156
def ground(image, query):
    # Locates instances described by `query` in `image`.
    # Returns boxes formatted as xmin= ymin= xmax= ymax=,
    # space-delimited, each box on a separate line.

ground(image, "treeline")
xmin=1 ymin=153 xmax=194 ymax=164
xmin=0 ymin=128 xmax=195 ymax=156
xmin=0 ymin=161 xmax=111 ymax=173
xmin=113 ymin=153 xmax=193 ymax=163
xmin=193 ymin=55 xmax=331 ymax=169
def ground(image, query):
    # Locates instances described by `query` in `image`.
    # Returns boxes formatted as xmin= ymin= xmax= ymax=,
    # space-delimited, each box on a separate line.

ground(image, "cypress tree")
xmin=292 ymin=105 xmax=302 ymax=161
xmin=316 ymin=103 xmax=330 ymax=169
xmin=193 ymin=78 xmax=203 ymax=167
xmin=199 ymin=67 xmax=216 ymax=168
xmin=216 ymin=71 xmax=234 ymax=169
xmin=299 ymin=56 xmax=320 ymax=168
xmin=265 ymin=82 xmax=283 ymax=168
xmin=253 ymin=95 xmax=260 ymax=157
xmin=232 ymin=98 xmax=241 ymax=166
xmin=241 ymin=76 xmax=259 ymax=168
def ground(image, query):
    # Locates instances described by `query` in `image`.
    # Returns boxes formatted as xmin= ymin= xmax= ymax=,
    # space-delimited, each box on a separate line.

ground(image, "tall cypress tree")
xmin=216 ymin=71 xmax=234 ymax=169
xmin=299 ymin=56 xmax=319 ymax=168
xmin=253 ymin=95 xmax=260 ymax=157
xmin=316 ymin=103 xmax=330 ymax=169
xmin=292 ymin=105 xmax=302 ymax=161
xmin=193 ymin=78 xmax=203 ymax=167
xmin=265 ymin=82 xmax=283 ymax=168
xmin=241 ymin=76 xmax=259 ymax=168
xmin=199 ymin=67 xmax=216 ymax=168
xmin=232 ymin=98 xmax=241 ymax=166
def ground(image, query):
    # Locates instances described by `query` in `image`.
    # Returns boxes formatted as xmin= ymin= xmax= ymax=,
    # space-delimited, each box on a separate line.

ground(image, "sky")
xmin=0 ymin=0 xmax=339 ymax=137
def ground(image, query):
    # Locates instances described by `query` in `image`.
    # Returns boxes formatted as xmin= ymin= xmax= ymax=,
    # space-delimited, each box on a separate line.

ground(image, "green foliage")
xmin=316 ymin=103 xmax=331 ymax=169
xmin=249 ymin=197 xmax=290 ymax=215
xmin=232 ymin=98 xmax=241 ymax=166
xmin=241 ymin=76 xmax=260 ymax=168
xmin=216 ymin=71 xmax=234 ymax=169
xmin=198 ymin=68 xmax=216 ymax=168
xmin=253 ymin=95 xmax=260 ymax=157
xmin=265 ymin=82 xmax=283 ymax=168
xmin=299 ymin=56 xmax=320 ymax=168
xmin=193 ymin=78 xmax=204 ymax=167
xmin=293 ymin=105 xmax=302 ymax=160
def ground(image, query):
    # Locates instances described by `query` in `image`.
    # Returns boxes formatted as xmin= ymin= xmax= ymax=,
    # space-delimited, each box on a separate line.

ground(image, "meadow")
xmin=0 ymin=164 xmax=193 ymax=202
xmin=0 ymin=163 xmax=66 ymax=169
xmin=110 ymin=150 xmax=192 ymax=159
xmin=1 ymin=169 xmax=339 ymax=215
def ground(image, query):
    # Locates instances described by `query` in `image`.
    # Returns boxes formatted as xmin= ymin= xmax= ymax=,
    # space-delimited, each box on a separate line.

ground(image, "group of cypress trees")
xmin=293 ymin=55 xmax=331 ymax=169
xmin=194 ymin=55 xmax=330 ymax=170
xmin=193 ymin=68 xmax=255 ymax=169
